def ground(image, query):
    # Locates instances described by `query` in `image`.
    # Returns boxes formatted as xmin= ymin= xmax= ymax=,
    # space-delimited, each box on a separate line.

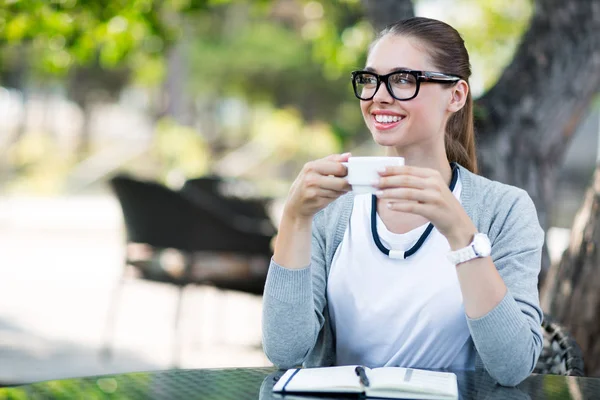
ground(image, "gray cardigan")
xmin=262 ymin=165 xmax=544 ymax=386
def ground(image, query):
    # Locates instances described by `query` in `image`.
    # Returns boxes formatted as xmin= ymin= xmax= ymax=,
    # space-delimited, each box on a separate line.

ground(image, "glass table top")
xmin=0 ymin=367 xmax=598 ymax=399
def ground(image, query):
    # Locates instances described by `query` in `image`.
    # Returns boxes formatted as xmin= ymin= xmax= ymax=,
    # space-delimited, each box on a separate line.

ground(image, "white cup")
xmin=342 ymin=156 xmax=405 ymax=194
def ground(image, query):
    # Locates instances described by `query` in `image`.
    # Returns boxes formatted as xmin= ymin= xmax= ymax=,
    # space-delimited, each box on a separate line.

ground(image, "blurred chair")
xmin=180 ymin=176 xmax=276 ymax=238
xmin=533 ymin=313 xmax=585 ymax=376
xmin=102 ymin=174 xmax=275 ymax=366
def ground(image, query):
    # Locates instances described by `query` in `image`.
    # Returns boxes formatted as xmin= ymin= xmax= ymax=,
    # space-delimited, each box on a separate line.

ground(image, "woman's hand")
xmin=375 ymin=165 xmax=476 ymax=249
xmin=284 ymin=153 xmax=352 ymax=221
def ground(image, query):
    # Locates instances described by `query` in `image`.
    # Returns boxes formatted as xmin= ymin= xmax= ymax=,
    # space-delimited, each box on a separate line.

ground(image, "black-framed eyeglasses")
xmin=351 ymin=69 xmax=461 ymax=101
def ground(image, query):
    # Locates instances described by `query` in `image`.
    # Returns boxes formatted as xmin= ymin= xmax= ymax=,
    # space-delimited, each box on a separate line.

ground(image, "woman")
xmin=262 ymin=17 xmax=543 ymax=387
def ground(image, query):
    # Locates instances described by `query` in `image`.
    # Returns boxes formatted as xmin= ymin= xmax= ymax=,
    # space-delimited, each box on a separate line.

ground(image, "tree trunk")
xmin=77 ymin=100 xmax=93 ymax=160
xmin=475 ymin=0 xmax=600 ymax=282
xmin=164 ymin=43 xmax=190 ymax=126
xmin=544 ymin=164 xmax=600 ymax=376
xmin=360 ymin=0 xmax=414 ymax=32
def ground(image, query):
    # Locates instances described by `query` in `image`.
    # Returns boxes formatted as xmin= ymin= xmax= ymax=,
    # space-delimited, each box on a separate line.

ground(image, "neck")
xmin=384 ymin=146 xmax=453 ymax=187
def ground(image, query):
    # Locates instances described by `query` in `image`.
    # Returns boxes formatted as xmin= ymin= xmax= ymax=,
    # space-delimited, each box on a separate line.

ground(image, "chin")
xmin=371 ymin=130 xmax=405 ymax=147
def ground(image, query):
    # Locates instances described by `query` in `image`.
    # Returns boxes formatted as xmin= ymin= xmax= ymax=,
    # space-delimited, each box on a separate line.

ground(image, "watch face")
xmin=473 ymin=234 xmax=492 ymax=257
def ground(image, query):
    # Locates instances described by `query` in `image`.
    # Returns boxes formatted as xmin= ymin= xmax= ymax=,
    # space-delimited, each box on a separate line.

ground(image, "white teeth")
xmin=374 ymin=114 xmax=402 ymax=123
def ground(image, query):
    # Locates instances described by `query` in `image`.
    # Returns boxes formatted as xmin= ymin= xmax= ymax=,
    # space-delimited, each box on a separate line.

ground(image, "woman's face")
xmin=360 ymin=34 xmax=453 ymax=153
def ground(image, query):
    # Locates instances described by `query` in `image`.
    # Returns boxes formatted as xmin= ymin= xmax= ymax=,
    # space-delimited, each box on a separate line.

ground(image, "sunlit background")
xmin=0 ymin=0 xmax=598 ymax=385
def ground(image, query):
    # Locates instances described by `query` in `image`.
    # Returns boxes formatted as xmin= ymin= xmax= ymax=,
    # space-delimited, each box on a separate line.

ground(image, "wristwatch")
xmin=447 ymin=233 xmax=491 ymax=266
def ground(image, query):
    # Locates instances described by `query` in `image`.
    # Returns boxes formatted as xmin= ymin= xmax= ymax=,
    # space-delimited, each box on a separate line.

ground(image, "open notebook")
xmin=272 ymin=365 xmax=458 ymax=400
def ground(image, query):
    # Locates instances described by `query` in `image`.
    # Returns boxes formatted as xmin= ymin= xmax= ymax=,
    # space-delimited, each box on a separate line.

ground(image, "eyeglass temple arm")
xmin=420 ymin=71 xmax=461 ymax=82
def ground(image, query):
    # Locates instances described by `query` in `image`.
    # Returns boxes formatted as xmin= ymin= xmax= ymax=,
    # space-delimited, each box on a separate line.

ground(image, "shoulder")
xmin=460 ymin=165 xmax=538 ymax=218
xmin=458 ymin=166 xmax=542 ymax=244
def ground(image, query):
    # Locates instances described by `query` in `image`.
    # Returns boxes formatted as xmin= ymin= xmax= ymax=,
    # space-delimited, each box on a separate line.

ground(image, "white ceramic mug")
xmin=343 ymin=156 xmax=405 ymax=194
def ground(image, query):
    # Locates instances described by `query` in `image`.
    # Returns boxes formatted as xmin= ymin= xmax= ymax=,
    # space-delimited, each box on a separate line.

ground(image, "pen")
xmin=355 ymin=366 xmax=370 ymax=387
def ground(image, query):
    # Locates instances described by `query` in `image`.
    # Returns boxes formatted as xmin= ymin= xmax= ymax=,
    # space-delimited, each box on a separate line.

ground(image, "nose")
xmin=372 ymin=81 xmax=394 ymax=104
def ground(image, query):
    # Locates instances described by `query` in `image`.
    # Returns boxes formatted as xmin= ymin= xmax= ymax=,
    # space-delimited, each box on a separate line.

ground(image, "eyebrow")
xmin=364 ymin=66 xmax=414 ymax=73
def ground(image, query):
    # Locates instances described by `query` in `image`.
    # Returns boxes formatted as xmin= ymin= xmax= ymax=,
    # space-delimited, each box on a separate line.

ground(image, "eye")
xmin=390 ymin=73 xmax=415 ymax=85
xmin=356 ymin=74 xmax=377 ymax=85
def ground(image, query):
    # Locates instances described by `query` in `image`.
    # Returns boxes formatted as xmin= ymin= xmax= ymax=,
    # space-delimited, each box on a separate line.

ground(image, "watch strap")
xmin=447 ymin=244 xmax=477 ymax=265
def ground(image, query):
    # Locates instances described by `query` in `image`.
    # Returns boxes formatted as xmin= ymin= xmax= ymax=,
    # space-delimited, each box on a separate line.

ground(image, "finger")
xmin=308 ymin=160 xmax=348 ymax=177
xmin=303 ymin=186 xmax=347 ymax=202
xmin=386 ymin=200 xmax=429 ymax=216
xmin=376 ymin=188 xmax=436 ymax=203
xmin=317 ymin=187 xmax=348 ymax=199
xmin=375 ymin=175 xmax=429 ymax=190
xmin=316 ymin=175 xmax=351 ymax=192
xmin=378 ymin=165 xmax=436 ymax=178
xmin=303 ymin=174 xmax=350 ymax=192
xmin=324 ymin=152 xmax=352 ymax=162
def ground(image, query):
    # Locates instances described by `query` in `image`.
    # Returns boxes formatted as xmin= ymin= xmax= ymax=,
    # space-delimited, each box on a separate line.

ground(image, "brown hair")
xmin=375 ymin=17 xmax=478 ymax=173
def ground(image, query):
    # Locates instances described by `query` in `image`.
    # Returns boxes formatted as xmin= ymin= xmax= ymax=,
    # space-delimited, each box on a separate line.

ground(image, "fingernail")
xmin=341 ymin=152 xmax=351 ymax=157
xmin=377 ymin=167 xmax=387 ymax=173
xmin=371 ymin=180 xmax=380 ymax=186
xmin=375 ymin=190 xmax=383 ymax=197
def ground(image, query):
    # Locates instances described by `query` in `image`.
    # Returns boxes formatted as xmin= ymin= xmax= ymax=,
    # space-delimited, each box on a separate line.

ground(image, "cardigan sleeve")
xmin=467 ymin=188 xmax=544 ymax=386
xmin=261 ymin=209 xmax=330 ymax=369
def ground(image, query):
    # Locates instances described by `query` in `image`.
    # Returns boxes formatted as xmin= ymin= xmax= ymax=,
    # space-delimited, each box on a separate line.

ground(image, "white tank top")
xmin=327 ymin=174 xmax=475 ymax=369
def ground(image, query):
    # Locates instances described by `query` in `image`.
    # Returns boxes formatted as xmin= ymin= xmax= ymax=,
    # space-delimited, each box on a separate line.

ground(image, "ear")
xmin=447 ymin=80 xmax=469 ymax=113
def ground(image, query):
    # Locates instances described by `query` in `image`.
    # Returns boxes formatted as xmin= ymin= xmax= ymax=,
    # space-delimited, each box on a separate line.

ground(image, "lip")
xmin=371 ymin=110 xmax=406 ymax=117
xmin=371 ymin=110 xmax=406 ymax=130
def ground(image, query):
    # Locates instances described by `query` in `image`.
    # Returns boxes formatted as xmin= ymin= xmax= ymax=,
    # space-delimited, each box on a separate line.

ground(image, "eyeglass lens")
xmin=354 ymin=72 xmax=417 ymax=100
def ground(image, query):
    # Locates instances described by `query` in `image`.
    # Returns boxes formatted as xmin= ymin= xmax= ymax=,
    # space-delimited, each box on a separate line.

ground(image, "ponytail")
xmin=446 ymin=91 xmax=477 ymax=173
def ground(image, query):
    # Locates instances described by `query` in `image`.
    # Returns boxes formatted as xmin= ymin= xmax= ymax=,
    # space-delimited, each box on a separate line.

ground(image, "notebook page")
xmin=273 ymin=366 xmax=363 ymax=393
xmin=369 ymin=367 xmax=458 ymax=398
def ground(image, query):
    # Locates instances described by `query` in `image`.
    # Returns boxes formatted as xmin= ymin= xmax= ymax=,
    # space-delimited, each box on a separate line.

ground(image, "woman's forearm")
xmin=447 ymin=228 xmax=507 ymax=318
xmin=271 ymin=153 xmax=350 ymax=270
xmin=272 ymin=211 xmax=314 ymax=269
xmin=456 ymin=257 xmax=507 ymax=318
xmin=263 ymin=211 xmax=320 ymax=367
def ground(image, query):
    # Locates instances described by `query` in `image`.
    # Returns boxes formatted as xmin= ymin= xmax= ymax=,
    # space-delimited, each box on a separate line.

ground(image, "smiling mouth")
xmin=373 ymin=114 xmax=403 ymax=124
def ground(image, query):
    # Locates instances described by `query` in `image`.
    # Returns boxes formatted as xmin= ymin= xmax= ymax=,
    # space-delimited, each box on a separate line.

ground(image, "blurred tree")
xmin=184 ymin=0 xmax=368 ymax=150
xmin=475 ymin=0 xmax=600 ymax=280
xmin=0 ymin=0 xmax=226 ymax=157
xmin=65 ymin=65 xmax=130 ymax=156
xmin=361 ymin=0 xmax=413 ymax=31
xmin=0 ymin=0 xmax=217 ymax=74
xmin=543 ymin=162 xmax=600 ymax=376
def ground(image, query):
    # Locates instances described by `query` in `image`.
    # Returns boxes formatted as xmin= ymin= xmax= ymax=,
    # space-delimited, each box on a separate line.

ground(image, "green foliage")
xmin=185 ymin=1 xmax=369 ymax=146
xmin=0 ymin=0 xmax=233 ymax=86
xmin=0 ymin=0 xmax=535 ymax=93
xmin=0 ymin=0 xmax=539 ymax=194
xmin=252 ymin=107 xmax=341 ymax=160
xmin=220 ymin=106 xmax=342 ymax=196
xmin=151 ymin=117 xmax=211 ymax=180
xmin=5 ymin=131 xmax=75 ymax=194
xmin=299 ymin=0 xmax=371 ymax=79
xmin=0 ymin=1 xmax=163 ymax=73
xmin=439 ymin=0 xmax=533 ymax=92
xmin=187 ymin=19 xmax=308 ymax=98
